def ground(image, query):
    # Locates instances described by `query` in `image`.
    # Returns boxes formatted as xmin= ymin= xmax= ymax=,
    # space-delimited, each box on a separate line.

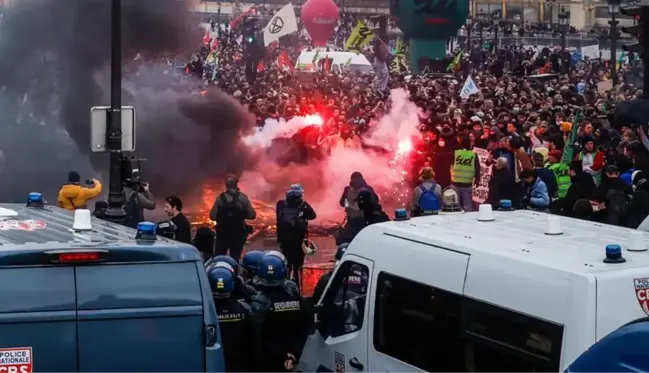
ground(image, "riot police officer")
xmin=251 ymin=251 xmax=310 ymax=372
xmin=211 ymin=255 xmax=257 ymax=302
xmin=207 ymin=265 xmax=261 ymax=372
xmin=240 ymin=250 xmax=264 ymax=284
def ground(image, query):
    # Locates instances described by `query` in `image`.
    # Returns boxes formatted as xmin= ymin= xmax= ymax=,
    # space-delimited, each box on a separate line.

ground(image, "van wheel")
xmin=464 ymin=342 xmax=477 ymax=372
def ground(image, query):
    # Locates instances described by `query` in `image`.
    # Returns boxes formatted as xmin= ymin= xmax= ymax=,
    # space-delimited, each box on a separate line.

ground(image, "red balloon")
xmin=300 ymin=0 xmax=339 ymax=47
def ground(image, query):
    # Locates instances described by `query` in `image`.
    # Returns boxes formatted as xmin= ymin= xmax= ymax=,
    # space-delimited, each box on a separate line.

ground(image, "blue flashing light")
xmin=135 ymin=221 xmax=158 ymax=241
xmin=604 ymin=244 xmax=626 ymax=264
xmin=498 ymin=199 xmax=513 ymax=210
xmin=394 ymin=208 xmax=409 ymax=221
xmin=26 ymin=192 xmax=44 ymax=208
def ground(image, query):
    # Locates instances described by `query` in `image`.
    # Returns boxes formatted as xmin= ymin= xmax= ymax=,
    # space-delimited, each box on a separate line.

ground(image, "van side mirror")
xmin=313 ymin=304 xmax=330 ymax=339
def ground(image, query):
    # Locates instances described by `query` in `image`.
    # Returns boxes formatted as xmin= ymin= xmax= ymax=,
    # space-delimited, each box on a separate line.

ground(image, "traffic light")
xmin=620 ymin=6 xmax=649 ymax=54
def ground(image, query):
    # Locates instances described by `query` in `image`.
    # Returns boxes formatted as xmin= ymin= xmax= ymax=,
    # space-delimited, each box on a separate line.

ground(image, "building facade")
xmin=472 ymin=0 xmax=635 ymax=29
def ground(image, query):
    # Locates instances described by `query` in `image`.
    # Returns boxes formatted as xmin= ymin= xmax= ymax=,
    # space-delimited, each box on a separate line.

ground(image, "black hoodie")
xmin=628 ymin=171 xmax=649 ymax=229
xmin=554 ymin=161 xmax=595 ymax=216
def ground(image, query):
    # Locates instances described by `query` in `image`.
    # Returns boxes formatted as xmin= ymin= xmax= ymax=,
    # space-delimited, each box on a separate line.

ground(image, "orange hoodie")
xmin=57 ymin=179 xmax=103 ymax=210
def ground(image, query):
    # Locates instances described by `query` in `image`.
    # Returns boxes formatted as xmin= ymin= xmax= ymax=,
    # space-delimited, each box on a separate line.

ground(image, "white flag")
xmin=263 ymin=3 xmax=298 ymax=46
xmin=460 ymin=75 xmax=479 ymax=99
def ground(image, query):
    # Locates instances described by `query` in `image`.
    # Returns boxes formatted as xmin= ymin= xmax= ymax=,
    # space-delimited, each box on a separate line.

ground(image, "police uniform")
xmin=252 ymin=279 xmax=310 ymax=372
xmin=214 ymin=297 xmax=261 ymax=372
xmin=236 ymin=276 xmax=258 ymax=301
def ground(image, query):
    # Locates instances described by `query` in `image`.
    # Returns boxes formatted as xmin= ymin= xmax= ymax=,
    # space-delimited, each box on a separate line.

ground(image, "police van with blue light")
xmin=298 ymin=202 xmax=649 ymax=372
xmin=0 ymin=193 xmax=224 ymax=372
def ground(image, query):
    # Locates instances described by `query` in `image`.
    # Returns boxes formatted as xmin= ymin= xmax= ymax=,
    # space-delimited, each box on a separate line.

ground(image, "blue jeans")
xmin=451 ymin=185 xmax=474 ymax=212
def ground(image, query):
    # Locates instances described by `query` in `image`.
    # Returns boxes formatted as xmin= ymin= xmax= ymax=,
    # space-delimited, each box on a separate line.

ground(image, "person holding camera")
xmin=123 ymin=181 xmax=156 ymax=228
xmin=57 ymin=171 xmax=103 ymax=211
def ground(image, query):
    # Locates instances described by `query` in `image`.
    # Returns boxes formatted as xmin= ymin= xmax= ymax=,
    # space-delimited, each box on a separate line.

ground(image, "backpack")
xmin=606 ymin=188 xmax=628 ymax=216
xmin=418 ymin=183 xmax=440 ymax=214
xmin=278 ymin=201 xmax=307 ymax=237
xmin=124 ymin=191 xmax=144 ymax=228
xmin=215 ymin=192 xmax=246 ymax=234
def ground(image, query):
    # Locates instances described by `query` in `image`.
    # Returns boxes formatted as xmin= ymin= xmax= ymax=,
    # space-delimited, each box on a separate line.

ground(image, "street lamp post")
xmin=105 ymin=0 xmax=126 ymax=223
xmin=608 ymin=0 xmax=621 ymax=86
xmin=558 ymin=6 xmax=569 ymax=50
xmin=466 ymin=17 xmax=473 ymax=50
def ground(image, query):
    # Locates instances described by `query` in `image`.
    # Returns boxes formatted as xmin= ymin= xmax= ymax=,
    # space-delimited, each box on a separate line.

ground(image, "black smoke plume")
xmin=0 ymin=0 xmax=255 ymax=203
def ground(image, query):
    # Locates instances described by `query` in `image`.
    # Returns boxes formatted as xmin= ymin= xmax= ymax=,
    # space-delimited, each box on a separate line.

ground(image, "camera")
xmin=121 ymin=155 xmax=146 ymax=187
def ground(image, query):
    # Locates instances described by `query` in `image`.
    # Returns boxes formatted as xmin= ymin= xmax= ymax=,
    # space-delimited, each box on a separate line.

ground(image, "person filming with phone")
xmin=123 ymin=180 xmax=156 ymax=228
xmin=57 ymin=170 xmax=103 ymax=211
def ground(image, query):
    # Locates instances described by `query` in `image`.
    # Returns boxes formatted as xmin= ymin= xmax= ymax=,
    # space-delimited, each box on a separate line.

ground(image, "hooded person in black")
xmin=487 ymin=157 xmax=516 ymax=209
xmin=627 ymin=171 xmax=649 ymax=229
xmin=336 ymin=188 xmax=388 ymax=245
xmin=209 ymin=176 xmax=257 ymax=262
xmin=592 ymin=164 xmax=632 ymax=226
xmin=553 ymin=161 xmax=596 ymax=217
xmin=194 ymin=226 xmax=216 ymax=262
xmin=338 ymin=172 xmax=379 ymax=237
xmin=357 ymin=190 xmax=390 ymax=226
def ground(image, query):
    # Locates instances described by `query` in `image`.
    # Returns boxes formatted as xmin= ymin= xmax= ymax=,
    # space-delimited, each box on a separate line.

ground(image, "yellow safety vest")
xmin=548 ymin=163 xmax=571 ymax=198
xmin=451 ymin=149 xmax=476 ymax=184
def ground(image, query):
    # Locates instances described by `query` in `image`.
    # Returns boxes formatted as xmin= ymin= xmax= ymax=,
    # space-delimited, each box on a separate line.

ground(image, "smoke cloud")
xmin=0 ymin=0 xmax=255 ymax=203
xmin=237 ymin=88 xmax=422 ymax=224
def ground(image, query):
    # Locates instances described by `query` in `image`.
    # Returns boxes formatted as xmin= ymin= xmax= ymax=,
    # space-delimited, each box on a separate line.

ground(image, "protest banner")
xmin=472 ymin=147 xmax=492 ymax=204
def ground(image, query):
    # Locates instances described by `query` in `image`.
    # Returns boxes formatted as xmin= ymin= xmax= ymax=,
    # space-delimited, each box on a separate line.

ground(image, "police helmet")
xmin=263 ymin=250 xmax=288 ymax=267
xmin=240 ymin=250 xmax=264 ymax=274
xmin=335 ymin=243 xmax=350 ymax=262
xmin=257 ymin=253 xmax=287 ymax=281
xmin=212 ymin=255 xmax=238 ymax=273
xmin=156 ymin=220 xmax=176 ymax=239
xmin=212 ymin=261 xmax=235 ymax=274
xmin=207 ymin=266 xmax=235 ymax=298
xmin=287 ymin=184 xmax=304 ymax=198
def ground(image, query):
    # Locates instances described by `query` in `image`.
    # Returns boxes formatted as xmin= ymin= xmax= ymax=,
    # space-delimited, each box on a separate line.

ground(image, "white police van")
xmin=298 ymin=206 xmax=649 ymax=372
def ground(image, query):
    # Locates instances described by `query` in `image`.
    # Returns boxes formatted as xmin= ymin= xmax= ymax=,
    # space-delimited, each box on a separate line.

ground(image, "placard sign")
xmin=0 ymin=347 xmax=33 ymax=373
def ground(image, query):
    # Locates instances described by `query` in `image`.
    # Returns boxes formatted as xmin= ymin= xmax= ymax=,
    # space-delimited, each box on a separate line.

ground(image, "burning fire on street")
xmin=188 ymin=184 xmax=341 ymax=240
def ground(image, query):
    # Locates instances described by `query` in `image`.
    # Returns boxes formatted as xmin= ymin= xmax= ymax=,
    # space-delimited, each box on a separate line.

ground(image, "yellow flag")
xmin=206 ymin=52 xmax=217 ymax=65
xmin=390 ymin=39 xmax=407 ymax=72
xmin=344 ymin=21 xmax=376 ymax=52
xmin=312 ymin=49 xmax=320 ymax=64
xmin=446 ymin=50 xmax=464 ymax=72
xmin=394 ymin=39 xmax=406 ymax=59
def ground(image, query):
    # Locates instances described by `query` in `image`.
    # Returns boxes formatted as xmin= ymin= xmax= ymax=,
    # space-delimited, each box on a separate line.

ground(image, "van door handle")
xmin=349 ymin=357 xmax=364 ymax=370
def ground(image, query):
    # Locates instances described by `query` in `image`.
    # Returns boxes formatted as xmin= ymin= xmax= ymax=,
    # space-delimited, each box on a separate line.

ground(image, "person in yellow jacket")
xmin=57 ymin=171 xmax=103 ymax=211
xmin=450 ymin=136 xmax=481 ymax=212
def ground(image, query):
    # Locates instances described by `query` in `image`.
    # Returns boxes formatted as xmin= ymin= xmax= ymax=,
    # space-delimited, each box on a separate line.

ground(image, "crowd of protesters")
xmin=66 ymin=9 xmax=649 ymax=245
xmin=193 ymin=12 xmax=649 ymax=224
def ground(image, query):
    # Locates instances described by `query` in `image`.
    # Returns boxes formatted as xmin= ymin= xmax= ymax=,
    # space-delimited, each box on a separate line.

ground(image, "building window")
xmin=373 ymin=272 xmax=465 ymax=371
xmin=320 ymin=260 xmax=369 ymax=338
xmin=462 ymin=297 xmax=564 ymax=372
